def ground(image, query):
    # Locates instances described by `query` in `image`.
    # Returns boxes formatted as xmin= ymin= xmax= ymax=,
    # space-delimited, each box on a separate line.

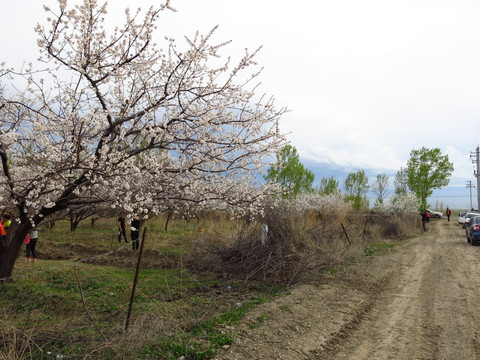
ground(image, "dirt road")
xmin=215 ymin=219 xmax=480 ymax=359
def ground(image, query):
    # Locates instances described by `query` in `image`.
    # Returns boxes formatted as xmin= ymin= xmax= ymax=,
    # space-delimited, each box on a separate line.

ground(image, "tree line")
xmin=264 ymin=144 xmax=454 ymax=211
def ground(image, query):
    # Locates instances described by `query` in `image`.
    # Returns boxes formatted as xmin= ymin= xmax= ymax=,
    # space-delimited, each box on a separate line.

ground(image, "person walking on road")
xmin=118 ymin=212 xmax=128 ymax=243
xmin=420 ymin=210 xmax=428 ymax=231
xmin=446 ymin=207 xmax=451 ymax=221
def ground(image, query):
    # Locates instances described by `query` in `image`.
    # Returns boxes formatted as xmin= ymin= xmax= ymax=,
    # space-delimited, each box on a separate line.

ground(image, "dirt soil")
xmin=214 ymin=219 xmax=480 ymax=360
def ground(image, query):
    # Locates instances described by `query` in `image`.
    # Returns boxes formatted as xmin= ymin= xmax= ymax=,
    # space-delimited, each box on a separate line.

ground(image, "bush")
xmin=187 ymin=196 xmax=419 ymax=286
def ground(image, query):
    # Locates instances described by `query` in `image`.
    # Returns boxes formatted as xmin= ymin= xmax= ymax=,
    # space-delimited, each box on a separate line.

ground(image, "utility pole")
xmin=466 ymin=180 xmax=475 ymax=210
xmin=471 ymin=146 xmax=480 ymax=211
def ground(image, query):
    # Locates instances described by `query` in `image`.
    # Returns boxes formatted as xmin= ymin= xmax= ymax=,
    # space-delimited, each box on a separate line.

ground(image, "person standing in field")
xmin=118 ymin=212 xmax=128 ymax=243
xmin=0 ymin=218 xmax=6 ymax=240
xmin=130 ymin=215 xmax=141 ymax=250
xmin=446 ymin=207 xmax=451 ymax=221
xmin=25 ymin=229 xmax=39 ymax=262
xmin=2 ymin=215 xmax=11 ymax=230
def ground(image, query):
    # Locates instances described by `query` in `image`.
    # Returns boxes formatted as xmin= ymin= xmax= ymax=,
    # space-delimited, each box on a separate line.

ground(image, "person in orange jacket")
xmin=0 ymin=218 xmax=6 ymax=239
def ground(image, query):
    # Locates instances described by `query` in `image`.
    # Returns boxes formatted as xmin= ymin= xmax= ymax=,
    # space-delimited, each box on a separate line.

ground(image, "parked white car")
xmin=462 ymin=212 xmax=480 ymax=227
xmin=426 ymin=209 xmax=442 ymax=218
xmin=458 ymin=212 xmax=467 ymax=224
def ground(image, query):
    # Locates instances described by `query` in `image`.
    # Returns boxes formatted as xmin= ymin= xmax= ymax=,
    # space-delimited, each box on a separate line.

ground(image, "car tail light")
xmin=473 ymin=224 xmax=480 ymax=231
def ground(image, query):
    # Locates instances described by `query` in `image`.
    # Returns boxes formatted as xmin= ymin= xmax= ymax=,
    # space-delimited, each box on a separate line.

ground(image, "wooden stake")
xmin=125 ymin=227 xmax=147 ymax=332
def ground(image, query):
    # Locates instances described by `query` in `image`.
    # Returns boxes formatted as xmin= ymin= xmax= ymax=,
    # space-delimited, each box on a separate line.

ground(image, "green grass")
xmin=40 ymin=216 xmax=244 ymax=257
xmin=2 ymin=263 xmax=282 ymax=359
xmin=363 ymin=242 xmax=398 ymax=257
xmin=328 ymin=266 xmax=344 ymax=275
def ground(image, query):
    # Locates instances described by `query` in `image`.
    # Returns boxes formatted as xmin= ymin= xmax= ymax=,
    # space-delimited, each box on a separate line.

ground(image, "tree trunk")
xmin=70 ymin=216 xmax=81 ymax=232
xmin=44 ymin=221 xmax=56 ymax=230
xmin=164 ymin=211 xmax=172 ymax=232
xmin=0 ymin=224 xmax=30 ymax=280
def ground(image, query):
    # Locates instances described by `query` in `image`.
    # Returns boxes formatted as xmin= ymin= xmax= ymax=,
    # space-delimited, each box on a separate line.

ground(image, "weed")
xmin=210 ymin=333 xmax=233 ymax=347
xmin=329 ymin=267 xmax=343 ymax=274
xmin=363 ymin=242 xmax=398 ymax=257
xmin=256 ymin=312 xmax=270 ymax=324
xmin=249 ymin=312 xmax=271 ymax=329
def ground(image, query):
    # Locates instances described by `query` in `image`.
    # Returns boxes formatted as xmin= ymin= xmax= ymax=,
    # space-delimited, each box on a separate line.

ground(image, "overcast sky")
xmin=2 ymin=0 xmax=480 ymax=207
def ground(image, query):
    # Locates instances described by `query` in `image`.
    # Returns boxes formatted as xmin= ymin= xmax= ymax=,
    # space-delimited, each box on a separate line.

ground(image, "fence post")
xmin=341 ymin=223 xmax=351 ymax=246
xmin=125 ymin=227 xmax=147 ymax=332
xmin=261 ymin=223 xmax=268 ymax=247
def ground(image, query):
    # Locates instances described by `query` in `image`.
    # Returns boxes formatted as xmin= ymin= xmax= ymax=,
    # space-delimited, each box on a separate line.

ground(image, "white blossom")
xmin=374 ymin=193 xmax=420 ymax=215
xmin=0 ymin=0 xmax=286 ymax=230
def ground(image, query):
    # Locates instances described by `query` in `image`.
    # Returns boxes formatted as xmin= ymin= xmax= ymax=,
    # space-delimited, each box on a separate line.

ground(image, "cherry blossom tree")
xmin=0 ymin=0 xmax=286 ymax=279
xmin=294 ymin=192 xmax=351 ymax=219
xmin=374 ymin=193 xmax=419 ymax=215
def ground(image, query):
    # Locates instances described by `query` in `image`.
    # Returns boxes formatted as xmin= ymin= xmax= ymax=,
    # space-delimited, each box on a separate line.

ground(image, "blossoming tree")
xmin=0 ymin=0 xmax=286 ymax=279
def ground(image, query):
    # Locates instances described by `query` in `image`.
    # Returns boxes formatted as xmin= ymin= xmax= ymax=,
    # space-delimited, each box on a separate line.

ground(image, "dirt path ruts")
xmin=214 ymin=220 xmax=480 ymax=360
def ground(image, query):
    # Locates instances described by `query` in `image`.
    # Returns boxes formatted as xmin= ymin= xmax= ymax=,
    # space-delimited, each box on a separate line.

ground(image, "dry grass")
xmin=186 ymin=208 xmax=420 ymax=286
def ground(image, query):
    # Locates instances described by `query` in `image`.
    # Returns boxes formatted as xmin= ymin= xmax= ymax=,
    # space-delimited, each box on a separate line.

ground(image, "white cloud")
xmin=2 ymin=0 xmax=480 ymax=190
xmin=447 ymin=146 xmax=476 ymax=183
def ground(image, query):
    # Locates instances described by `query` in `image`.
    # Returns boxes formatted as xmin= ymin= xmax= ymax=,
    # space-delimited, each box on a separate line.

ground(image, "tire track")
xmin=215 ymin=220 xmax=480 ymax=360
xmin=322 ymin=220 xmax=480 ymax=360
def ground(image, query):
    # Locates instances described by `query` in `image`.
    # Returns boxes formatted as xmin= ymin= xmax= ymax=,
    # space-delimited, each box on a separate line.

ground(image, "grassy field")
xmin=1 ymin=212 xmax=419 ymax=359
xmin=1 ymin=215 xmax=287 ymax=360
